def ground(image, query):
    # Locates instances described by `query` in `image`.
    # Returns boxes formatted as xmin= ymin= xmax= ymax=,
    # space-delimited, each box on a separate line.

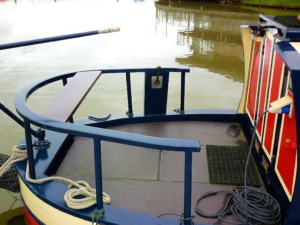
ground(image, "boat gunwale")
xmin=15 ymin=110 xmax=239 ymax=225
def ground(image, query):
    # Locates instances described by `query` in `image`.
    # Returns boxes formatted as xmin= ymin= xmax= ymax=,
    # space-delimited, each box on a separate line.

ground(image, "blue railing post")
xmin=180 ymin=72 xmax=185 ymax=113
xmin=126 ymin=72 xmax=133 ymax=116
xmin=184 ymin=151 xmax=192 ymax=225
xmin=62 ymin=78 xmax=68 ymax=86
xmin=93 ymin=139 xmax=104 ymax=212
xmin=24 ymin=121 xmax=36 ymax=179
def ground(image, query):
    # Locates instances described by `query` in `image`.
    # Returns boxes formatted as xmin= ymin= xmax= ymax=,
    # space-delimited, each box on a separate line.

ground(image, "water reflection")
xmin=155 ymin=1 xmax=258 ymax=81
xmin=0 ymin=200 xmax=25 ymax=225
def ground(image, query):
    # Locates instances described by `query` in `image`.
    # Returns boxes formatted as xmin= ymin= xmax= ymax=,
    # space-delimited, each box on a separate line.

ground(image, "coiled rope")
xmin=195 ymin=112 xmax=281 ymax=224
xmin=195 ymin=186 xmax=281 ymax=225
xmin=0 ymin=146 xmax=111 ymax=210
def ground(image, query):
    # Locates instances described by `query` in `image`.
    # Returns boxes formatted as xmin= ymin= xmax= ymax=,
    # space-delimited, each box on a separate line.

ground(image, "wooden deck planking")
xmin=40 ymin=71 xmax=102 ymax=122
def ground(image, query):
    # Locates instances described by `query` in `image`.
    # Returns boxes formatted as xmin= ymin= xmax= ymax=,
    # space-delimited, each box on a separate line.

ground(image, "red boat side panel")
xmin=246 ymin=41 xmax=262 ymax=124
xmin=24 ymin=206 xmax=40 ymax=225
xmin=276 ymin=91 xmax=297 ymax=200
xmin=256 ymin=37 xmax=272 ymax=140
xmin=262 ymin=53 xmax=284 ymax=159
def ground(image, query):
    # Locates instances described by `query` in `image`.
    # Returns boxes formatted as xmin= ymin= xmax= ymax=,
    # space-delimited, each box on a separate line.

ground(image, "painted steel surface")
xmin=260 ymin=15 xmax=300 ymax=41
xmin=0 ymin=30 xmax=99 ymax=50
xmin=14 ymin=67 xmax=204 ymax=225
xmin=15 ymin=68 xmax=199 ymax=153
xmin=246 ymin=41 xmax=262 ymax=124
xmin=256 ymin=35 xmax=274 ymax=140
xmin=14 ymin=110 xmax=235 ymax=225
xmin=242 ymin=19 xmax=300 ymax=223
xmin=275 ymin=90 xmax=297 ymax=200
xmin=144 ymin=71 xmax=169 ymax=115
xmin=24 ymin=207 xmax=43 ymax=225
xmin=17 ymin=130 xmax=192 ymax=225
xmin=262 ymin=53 xmax=284 ymax=159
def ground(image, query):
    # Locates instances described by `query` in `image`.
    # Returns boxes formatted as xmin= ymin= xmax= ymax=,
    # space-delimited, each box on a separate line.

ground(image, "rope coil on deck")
xmin=1 ymin=146 xmax=111 ymax=210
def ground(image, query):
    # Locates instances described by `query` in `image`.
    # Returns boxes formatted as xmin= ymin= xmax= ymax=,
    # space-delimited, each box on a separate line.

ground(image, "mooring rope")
xmin=0 ymin=146 xmax=111 ymax=210
xmin=0 ymin=147 xmax=27 ymax=178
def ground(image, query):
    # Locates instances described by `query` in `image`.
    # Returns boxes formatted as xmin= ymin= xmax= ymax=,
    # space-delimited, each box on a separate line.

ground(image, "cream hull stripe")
xmin=19 ymin=177 xmax=91 ymax=225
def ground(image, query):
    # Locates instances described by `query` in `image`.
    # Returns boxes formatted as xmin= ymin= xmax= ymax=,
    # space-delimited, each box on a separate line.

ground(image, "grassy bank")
xmin=242 ymin=0 xmax=300 ymax=9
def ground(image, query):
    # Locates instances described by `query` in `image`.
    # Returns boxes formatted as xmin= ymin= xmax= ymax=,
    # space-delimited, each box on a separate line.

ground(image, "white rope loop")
xmin=1 ymin=146 xmax=111 ymax=210
xmin=0 ymin=146 xmax=27 ymax=177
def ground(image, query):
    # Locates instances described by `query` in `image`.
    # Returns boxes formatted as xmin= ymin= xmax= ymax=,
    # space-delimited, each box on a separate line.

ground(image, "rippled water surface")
xmin=0 ymin=0 xmax=298 ymax=223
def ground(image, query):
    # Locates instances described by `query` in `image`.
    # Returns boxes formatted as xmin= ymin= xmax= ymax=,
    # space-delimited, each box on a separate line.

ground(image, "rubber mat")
xmin=206 ymin=145 xmax=261 ymax=187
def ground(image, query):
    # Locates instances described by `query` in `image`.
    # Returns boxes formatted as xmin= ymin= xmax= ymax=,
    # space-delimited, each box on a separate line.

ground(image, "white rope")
xmin=0 ymin=146 xmax=27 ymax=177
xmin=1 ymin=146 xmax=111 ymax=209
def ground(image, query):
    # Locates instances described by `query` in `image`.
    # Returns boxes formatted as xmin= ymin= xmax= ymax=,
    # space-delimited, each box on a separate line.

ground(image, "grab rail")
xmin=15 ymin=67 xmax=199 ymax=225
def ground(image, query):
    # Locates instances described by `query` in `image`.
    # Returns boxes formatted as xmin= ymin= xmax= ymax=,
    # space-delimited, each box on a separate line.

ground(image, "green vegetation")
xmin=242 ymin=0 xmax=300 ymax=9
xmin=241 ymin=4 xmax=299 ymax=16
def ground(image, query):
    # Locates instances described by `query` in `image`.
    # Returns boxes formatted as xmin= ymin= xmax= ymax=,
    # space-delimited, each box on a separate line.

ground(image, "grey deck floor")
xmin=56 ymin=121 xmax=249 ymax=224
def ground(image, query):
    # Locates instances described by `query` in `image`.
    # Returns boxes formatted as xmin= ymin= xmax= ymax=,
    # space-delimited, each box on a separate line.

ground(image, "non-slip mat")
xmin=206 ymin=145 xmax=261 ymax=186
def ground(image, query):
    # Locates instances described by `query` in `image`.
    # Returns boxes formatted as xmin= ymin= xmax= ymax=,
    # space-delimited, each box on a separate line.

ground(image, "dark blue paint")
xmin=17 ymin=161 xmax=208 ymax=225
xmin=62 ymin=78 xmax=67 ymax=86
xmin=259 ymin=15 xmax=300 ymax=41
xmin=274 ymin=42 xmax=300 ymax=72
xmin=69 ymin=117 xmax=74 ymax=123
xmin=0 ymin=30 xmax=99 ymax=50
xmin=94 ymin=139 xmax=104 ymax=211
xmin=144 ymin=71 xmax=169 ymax=115
xmin=24 ymin=121 xmax=36 ymax=179
xmin=18 ymin=112 xmax=200 ymax=152
xmin=184 ymin=152 xmax=193 ymax=225
xmin=180 ymin=72 xmax=186 ymax=113
xmin=126 ymin=72 xmax=133 ymax=116
xmin=13 ymin=67 xmax=204 ymax=225
xmin=80 ymin=109 xmax=239 ymax=128
xmin=0 ymin=103 xmax=37 ymax=137
xmin=14 ymin=110 xmax=233 ymax=225
xmin=45 ymin=134 xmax=73 ymax=176
xmin=15 ymin=68 xmax=199 ymax=152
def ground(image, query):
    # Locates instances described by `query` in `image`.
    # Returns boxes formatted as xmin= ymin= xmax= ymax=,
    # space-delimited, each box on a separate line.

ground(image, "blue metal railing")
xmin=15 ymin=67 xmax=200 ymax=225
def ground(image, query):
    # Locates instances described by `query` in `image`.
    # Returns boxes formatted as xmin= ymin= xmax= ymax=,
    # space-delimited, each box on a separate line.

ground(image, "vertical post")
xmin=24 ymin=121 xmax=36 ymax=179
xmin=93 ymin=139 xmax=104 ymax=211
xmin=62 ymin=78 xmax=67 ymax=86
xmin=184 ymin=151 xmax=192 ymax=225
xmin=62 ymin=77 xmax=74 ymax=123
xmin=180 ymin=72 xmax=186 ymax=113
xmin=126 ymin=72 xmax=133 ymax=116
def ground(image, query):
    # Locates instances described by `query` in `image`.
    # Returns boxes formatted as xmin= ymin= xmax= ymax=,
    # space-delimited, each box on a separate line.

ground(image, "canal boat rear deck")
xmin=4 ymin=13 xmax=300 ymax=225
xmin=56 ymin=121 xmax=250 ymax=224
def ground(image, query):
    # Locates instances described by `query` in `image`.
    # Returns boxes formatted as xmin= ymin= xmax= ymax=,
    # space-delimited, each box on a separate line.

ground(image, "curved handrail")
xmin=15 ymin=68 xmax=200 ymax=152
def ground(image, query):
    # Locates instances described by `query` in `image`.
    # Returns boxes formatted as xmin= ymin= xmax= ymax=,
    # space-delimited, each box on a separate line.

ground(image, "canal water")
xmin=0 ymin=0 xmax=297 ymax=223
